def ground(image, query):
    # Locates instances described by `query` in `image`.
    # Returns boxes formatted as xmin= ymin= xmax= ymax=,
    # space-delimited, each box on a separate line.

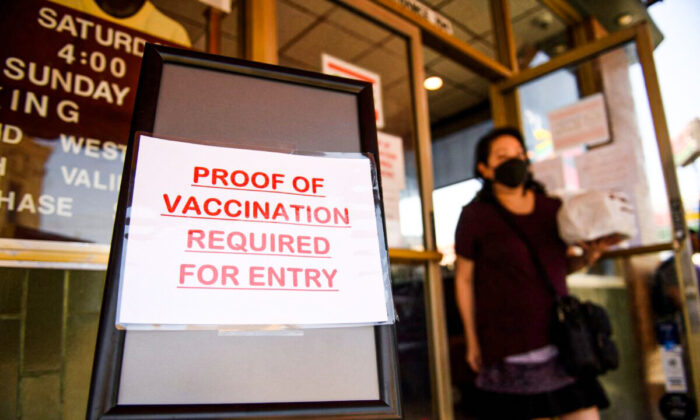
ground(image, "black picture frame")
xmin=87 ymin=44 xmax=401 ymax=419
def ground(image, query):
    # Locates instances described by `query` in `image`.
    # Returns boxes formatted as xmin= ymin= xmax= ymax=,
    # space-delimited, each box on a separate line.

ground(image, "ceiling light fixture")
xmin=424 ymin=76 xmax=443 ymax=91
xmin=552 ymin=44 xmax=567 ymax=54
xmin=533 ymin=11 xmax=554 ymax=30
xmin=616 ymin=13 xmax=634 ymax=26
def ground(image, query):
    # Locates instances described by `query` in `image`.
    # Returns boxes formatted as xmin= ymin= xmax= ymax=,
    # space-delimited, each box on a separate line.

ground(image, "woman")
xmin=454 ymin=127 xmax=615 ymax=419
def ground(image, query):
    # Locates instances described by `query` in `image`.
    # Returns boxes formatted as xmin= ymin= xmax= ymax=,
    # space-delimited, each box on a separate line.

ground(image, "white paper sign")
xmin=548 ymin=93 xmax=610 ymax=150
xmin=531 ymin=156 xmax=566 ymax=192
xmin=116 ymin=135 xmax=390 ymax=328
xmin=381 ymin=188 xmax=402 ymax=248
xmin=376 ymin=133 xmax=405 ymax=248
xmin=322 ymin=54 xmax=384 ymax=129
xmin=377 ymin=132 xmax=406 ymax=191
xmin=575 ymin=144 xmax=637 ymax=190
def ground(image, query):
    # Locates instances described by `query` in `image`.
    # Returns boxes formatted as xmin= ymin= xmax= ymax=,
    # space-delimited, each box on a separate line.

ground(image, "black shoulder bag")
xmin=491 ymin=200 xmax=619 ymax=377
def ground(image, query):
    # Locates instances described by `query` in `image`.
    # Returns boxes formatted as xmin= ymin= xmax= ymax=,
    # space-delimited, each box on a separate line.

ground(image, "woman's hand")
xmin=578 ymin=233 xmax=626 ymax=266
xmin=466 ymin=343 xmax=482 ymax=373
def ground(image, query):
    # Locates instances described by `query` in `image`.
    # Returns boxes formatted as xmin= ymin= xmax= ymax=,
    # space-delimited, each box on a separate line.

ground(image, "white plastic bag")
xmin=556 ymin=190 xmax=637 ymax=244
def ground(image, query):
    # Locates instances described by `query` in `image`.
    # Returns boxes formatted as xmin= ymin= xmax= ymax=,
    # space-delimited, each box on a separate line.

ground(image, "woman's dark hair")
xmin=473 ymin=127 xmax=546 ymax=203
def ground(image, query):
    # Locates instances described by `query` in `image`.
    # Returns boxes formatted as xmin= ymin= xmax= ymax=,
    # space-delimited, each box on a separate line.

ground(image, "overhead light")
xmin=552 ymin=43 xmax=567 ymax=54
xmin=616 ymin=13 xmax=634 ymax=26
xmin=424 ymin=76 xmax=443 ymax=91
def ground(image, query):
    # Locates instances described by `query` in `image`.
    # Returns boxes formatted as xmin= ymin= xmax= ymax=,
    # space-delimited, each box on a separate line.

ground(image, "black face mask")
xmin=493 ymin=158 xmax=529 ymax=188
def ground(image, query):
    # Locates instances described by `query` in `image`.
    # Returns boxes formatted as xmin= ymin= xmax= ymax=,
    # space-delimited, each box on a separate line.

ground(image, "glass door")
xmin=490 ymin=23 xmax=700 ymax=417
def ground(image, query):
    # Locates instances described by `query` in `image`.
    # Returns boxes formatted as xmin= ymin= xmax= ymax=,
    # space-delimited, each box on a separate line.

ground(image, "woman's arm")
xmin=455 ymin=256 xmax=481 ymax=372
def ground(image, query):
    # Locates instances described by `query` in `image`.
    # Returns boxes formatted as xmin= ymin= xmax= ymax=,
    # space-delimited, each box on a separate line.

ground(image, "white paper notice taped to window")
xmin=322 ymin=54 xmax=384 ymax=129
xmin=548 ymin=93 xmax=610 ymax=150
xmin=531 ymin=156 xmax=566 ymax=192
xmin=116 ymin=135 xmax=392 ymax=329
xmin=574 ymin=144 xmax=638 ymax=190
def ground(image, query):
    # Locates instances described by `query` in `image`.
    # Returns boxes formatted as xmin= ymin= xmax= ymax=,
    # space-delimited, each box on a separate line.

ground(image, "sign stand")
xmin=87 ymin=44 xmax=401 ymax=419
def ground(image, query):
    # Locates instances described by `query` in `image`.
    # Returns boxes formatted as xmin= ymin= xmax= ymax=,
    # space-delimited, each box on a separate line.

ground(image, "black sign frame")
xmin=87 ymin=44 xmax=400 ymax=419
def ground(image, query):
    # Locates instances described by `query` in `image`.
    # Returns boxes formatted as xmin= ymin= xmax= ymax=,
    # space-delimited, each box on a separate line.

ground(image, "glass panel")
xmin=423 ymin=0 xmax=568 ymax=65
xmin=278 ymin=6 xmax=431 ymax=418
xmin=421 ymin=0 xmax=496 ymax=59
xmin=0 ymin=0 xmax=240 ymax=244
xmin=152 ymin=0 xmax=242 ymax=58
xmin=431 ymin=120 xmax=493 ymax=265
xmin=423 ymin=38 xmax=496 ymax=414
xmin=437 ymin=39 xmax=684 ymax=418
xmin=578 ymin=249 xmax=696 ymax=418
xmin=277 ymin=0 xmax=424 ymax=250
xmin=424 ymin=39 xmax=493 ymax=267
xmin=515 ymin=41 xmax=689 ymax=417
xmin=150 ymin=0 xmax=210 ymax=50
xmin=392 ymin=263 xmax=432 ymax=419
xmin=0 ymin=267 xmax=107 ymax=419
xmin=430 ymin=121 xmax=492 ymax=418
xmin=433 ymin=179 xmax=482 ymax=266
xmin=518 ymin=42 xmax=672 ymax=247
xmin=423 ymin=46 xmax=490 ymax=124
xmin=648 ymin=0 xmax=700 ymax=231
xmin=220 ymin=2 xmax=243 ymax=58
xmin=509 ymin=0 xmax=568 ymax=67
xmin=569 ymin=263 xmax=648 ymax=419
xmin=440 ymin=265 xmax=475 ymax=419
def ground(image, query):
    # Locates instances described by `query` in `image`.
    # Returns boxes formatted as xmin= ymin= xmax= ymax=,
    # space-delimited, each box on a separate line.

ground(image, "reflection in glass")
xmin=515 ymin=43 xmax=680 ymax=418
xmin=433 ymin=179 xmax=482 ymax=266
xmin=518 ymin=44 xmax=672 ymax=247
xmin=569 ymin=270 xmax=647 ymax=419
xmin=419 ymin=0 xmax=495 ymax=59
xmin=0 ymin=0 xmax=240 ymax=244
xmin=423 ymin=45 xmax=489 ymax=125
xmin=277 ymin=0 xmax=424 ymax=249
xmin=648 ymin=0 xmax=700 ymax=230
xmin=152 ymin=0 xmax=242 ymax=58
xmin=392 ymin=264 xmax=432 ymax=419
xmin=431 ymin=119 xmax=494 ymax=266
xmin=508 ymin=0 xmax=568 ymax=67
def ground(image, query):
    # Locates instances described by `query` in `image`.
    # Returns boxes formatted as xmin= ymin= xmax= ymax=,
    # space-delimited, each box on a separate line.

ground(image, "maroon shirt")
xmin=455 ymin=193 xmax=568 ymax=365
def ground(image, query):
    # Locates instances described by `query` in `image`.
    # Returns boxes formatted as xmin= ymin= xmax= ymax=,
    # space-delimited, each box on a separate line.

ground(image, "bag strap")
xmin=490 ymin=199 xmax=559 ymax=298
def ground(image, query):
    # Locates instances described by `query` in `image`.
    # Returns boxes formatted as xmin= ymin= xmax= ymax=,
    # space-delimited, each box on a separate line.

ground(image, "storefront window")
xmin=0 ymin=0 xmax=240 ymax=245
xmin=0 ymin=2 xmax=240 ymax=419
xmin=277 ymin=0 xmax=424 ymax=250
